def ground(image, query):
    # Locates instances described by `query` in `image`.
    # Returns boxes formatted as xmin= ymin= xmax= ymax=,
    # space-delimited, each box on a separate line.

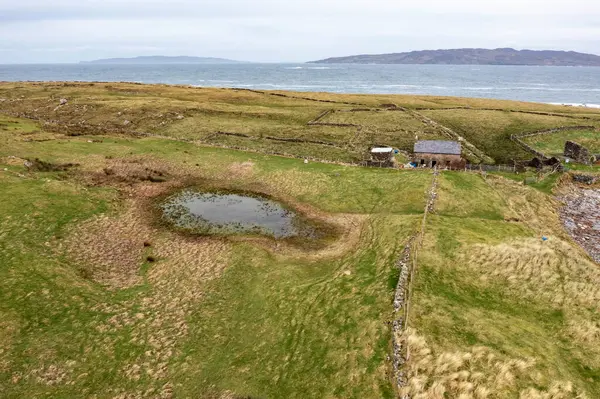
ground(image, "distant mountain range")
xmin=80 ymin=56 xmax=245 ymax=64
xmin=310 ymin=48 xmax=600 ymax=66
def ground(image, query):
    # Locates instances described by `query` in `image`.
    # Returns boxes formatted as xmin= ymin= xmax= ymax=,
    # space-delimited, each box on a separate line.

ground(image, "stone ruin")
xmin=572 ymin=174 xmax=599 ymax=185
xmin=564 ymin=141 xmax=595 ymax=165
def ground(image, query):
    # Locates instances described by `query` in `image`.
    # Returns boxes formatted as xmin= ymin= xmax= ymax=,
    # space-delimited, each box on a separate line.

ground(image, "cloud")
xmin=0 ymin=0 xmax=598 ymax=63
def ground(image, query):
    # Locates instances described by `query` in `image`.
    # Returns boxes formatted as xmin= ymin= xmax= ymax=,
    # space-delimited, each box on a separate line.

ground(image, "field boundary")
xmin=133 ymin=131 xmax=374 ymax=167
xmin=232 ymin=88 xmax=370 ymax=106
xmin=209 ymin=130 xmax=344 ymax=148
xmin=510 ymin=125 xmax=596 ymax=160
xmin=414 ymin=106 xmax=600 ymax=121
xmin=403 ymin=108 xmax=494 ymax=164
xmin=392 ymin=169 xmax=439 ymax=394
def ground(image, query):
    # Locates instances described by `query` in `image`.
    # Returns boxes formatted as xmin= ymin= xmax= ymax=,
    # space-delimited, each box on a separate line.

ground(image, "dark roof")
xmin=414 ymin=140 xmax=461 ymax=155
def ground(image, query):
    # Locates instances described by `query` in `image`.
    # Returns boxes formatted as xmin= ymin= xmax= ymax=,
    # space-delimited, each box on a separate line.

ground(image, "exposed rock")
xmin=123 ymin=120 xmax=131 ymax=126
xmin=59 ymin=98 xmax=68 ymax=105
xmin=559 ymin=188 xmax=600 ymax=263
xmin=572 ymin=174 xmax=598 ymax=185
xmin=565 ymin=141 xmax=595 ymax=165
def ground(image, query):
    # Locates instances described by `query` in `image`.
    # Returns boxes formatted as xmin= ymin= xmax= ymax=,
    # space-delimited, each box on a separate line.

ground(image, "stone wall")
xmin=511 ymin=125 xmax=595 ymax=161
xmin=413 ymin=153 xmax=466 ymax=169
xmin=564 ymin=141 xmax=595 ymax=165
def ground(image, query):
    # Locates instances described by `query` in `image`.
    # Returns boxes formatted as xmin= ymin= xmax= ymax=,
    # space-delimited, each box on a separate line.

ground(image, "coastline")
xmin=1 ymin=64 xmax=599 ymax=105
xmin=549 ymin=102 xmax=600 ymax=109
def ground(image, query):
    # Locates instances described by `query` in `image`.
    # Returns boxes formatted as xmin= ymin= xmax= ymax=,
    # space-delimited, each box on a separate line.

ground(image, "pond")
xmin=160 ymin=189 xmax=317 ymax=239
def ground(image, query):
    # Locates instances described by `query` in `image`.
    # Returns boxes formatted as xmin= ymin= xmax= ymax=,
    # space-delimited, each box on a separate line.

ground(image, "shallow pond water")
xmin=161 ymin=190 xmax=315 ymax=239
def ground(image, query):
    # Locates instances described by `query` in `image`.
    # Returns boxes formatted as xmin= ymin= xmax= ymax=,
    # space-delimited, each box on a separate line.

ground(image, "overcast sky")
xmin=1 ymin=0 xmax=599 ymax=63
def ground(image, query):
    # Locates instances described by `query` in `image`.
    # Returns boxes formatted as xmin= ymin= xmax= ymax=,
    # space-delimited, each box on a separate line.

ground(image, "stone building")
xmin=564 ymin=141 xmax=595 ymax=165
xmin=413 ymin=140 xmax=465 ymax=169
xmin=369 ymin=147 xmax=395 ymax=167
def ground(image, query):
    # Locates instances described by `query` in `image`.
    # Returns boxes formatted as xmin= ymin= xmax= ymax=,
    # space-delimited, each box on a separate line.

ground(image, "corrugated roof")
xmin=414 ymin=140 xmax=461 ymax=155
xmin=371 ymin=147 xmax=394 ymax=153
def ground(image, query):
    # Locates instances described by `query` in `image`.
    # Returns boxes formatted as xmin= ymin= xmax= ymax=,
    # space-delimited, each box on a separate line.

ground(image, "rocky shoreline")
xmin=560 ymin=188 xmax=600 ymax=263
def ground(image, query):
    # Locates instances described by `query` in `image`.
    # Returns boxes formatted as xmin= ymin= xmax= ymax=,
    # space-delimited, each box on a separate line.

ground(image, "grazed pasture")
xmin=1 ymin=84 xmax=600 ymax=398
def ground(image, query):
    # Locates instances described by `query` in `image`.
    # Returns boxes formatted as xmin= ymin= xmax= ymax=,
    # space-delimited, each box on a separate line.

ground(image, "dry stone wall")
xmin=565 ymin=140 xmax=595 ymax=165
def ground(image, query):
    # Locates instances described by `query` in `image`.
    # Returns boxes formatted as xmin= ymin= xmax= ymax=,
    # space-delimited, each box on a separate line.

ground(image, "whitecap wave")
xmin=548 ymin=102 xmax=600 ymax=109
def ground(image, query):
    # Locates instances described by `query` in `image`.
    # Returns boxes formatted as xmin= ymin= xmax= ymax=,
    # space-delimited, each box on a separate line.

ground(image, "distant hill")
xmin=310 ymin=48 xmax=600 ymax=66
xmin=80 ymin=56 xmax=245 ymax=65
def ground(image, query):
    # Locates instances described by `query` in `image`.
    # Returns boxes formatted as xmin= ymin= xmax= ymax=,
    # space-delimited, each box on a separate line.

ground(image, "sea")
xmin=1 ymin=63 xmax=599 ymax=106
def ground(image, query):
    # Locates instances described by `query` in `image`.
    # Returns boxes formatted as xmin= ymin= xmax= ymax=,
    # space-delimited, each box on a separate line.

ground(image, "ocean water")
xmin=1 ymin=63 xmax=599 ymax=105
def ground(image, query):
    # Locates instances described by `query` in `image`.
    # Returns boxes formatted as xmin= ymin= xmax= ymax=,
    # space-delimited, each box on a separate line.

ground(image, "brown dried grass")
xmin=228 ymin=160 xmax=256 ymax=178
xmin=400 ymin=328 xmax=588 ymax=399
xmin=460 ymin=238 xmax=600 ymax=308
xmin=66 ymin=201 xmax=153 ymax=289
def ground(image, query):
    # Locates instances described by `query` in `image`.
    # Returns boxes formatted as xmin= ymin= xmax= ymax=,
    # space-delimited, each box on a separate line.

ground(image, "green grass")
xmin=1 ymin=83 xmax=600 ymax=398
xmin=419 ymin=109 xmax=600 ymax=163
xmin=403 ymin=176 xmax=600 ymax=398
xmin=435 ymin=172 xmax=507 ymax=220
xmin=3 ymin=82 xmax=600 ymax=164
xmin=0 ymin=113 xmax=430 ymax=398
xmin=490 ymin=170 xmax=563 ymax=194
xmin=522 ymin=129 xmax=600 ymax=156
xmin=0 ymin=116 xmax=39 ymax=134
xmin=175 ymin=215 xmax=419 ymax=398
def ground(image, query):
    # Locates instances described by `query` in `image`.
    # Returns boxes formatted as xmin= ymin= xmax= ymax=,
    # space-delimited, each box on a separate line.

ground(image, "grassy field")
xmin=522 ymin=129 xmax=600 ymax=157
xmin=418 ymin=109 xmax=600 ymax=164
xmin=0 ymin=112 xmax=432 ymax=398
xmin=1 ymin=83 xmax=600 ymax=398
xmin=403 ymin=174 xmax=600 ymax=398
xmin=2 ymin=82 xmax=600 ymax=164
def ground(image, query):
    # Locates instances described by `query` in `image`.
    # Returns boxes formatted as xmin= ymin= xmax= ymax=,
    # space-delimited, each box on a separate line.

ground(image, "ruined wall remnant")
xmin=565 ymin=141 xmax=595 ymax=165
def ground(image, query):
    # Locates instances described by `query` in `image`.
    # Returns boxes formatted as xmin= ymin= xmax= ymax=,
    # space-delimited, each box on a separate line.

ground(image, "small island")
xmin=80 ymin=55 xmax=245 ymax=64
xmin=310 ymin=48 xmax=600 ymax=66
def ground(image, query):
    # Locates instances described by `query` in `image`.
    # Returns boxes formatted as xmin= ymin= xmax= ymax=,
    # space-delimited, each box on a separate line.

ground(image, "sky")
xmin=1 ymin=0 xmax=599 ymax=63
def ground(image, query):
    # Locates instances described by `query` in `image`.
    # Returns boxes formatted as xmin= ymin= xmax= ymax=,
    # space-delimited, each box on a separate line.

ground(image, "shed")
xmin=369 ymin=147 xmax=395 ymax=167
xmin=413 ymin=140 xmax=465 ymax=169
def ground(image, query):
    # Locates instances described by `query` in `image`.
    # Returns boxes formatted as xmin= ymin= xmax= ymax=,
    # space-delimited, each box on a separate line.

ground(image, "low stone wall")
xmin=392 ymin=170 xmax=439 ymax=395
xmin=307 ymin=109 xmax=333 ymax=124
xmin=233 ymin=88 xmax=367 ymax=106
xmin=572 ymin=174 xmax=599 ymax=185
xmin=414 ymin=106 xmax=597 ymax=120
xmin=391 ymin=240 xmax=413 ymax=390
xmin=511 ymin=125 xmax=596 ymax=161
xmin=413 ymin=153 xmax=466 ymax=169
xmin=565 ymin=140 xmax=595 ymax=165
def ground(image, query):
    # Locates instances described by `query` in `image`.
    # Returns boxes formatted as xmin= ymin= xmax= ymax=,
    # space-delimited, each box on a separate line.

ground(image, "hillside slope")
xmin=1 ymin=82 xmax=599 ymax=165
xmin=311 ymin=48 xmax=600 ymax=66
xmin=1 ymin=110 xmax=599 ymax=397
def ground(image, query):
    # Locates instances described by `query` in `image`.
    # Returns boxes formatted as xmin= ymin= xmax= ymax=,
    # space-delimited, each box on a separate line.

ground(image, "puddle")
xmin=160 ymin=189 xmax=316 ymax=239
